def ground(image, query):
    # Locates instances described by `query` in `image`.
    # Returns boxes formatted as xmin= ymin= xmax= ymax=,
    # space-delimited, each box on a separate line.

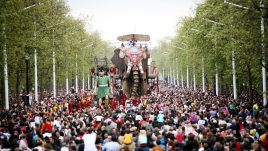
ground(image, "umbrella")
xmin=117 ymin=34 xmax=150 ymax=41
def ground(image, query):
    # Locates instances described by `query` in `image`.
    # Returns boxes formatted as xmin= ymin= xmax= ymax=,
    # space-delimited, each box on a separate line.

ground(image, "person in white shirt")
xmin=149 ymin=112 xmax=155 ymax=121
xmin=34 ymin=113 xmax=41 ymax=126
xmin=82 ymin=128 xmax=97 ymax=151
xmin=95 ymin=114 xmax=104 ymax=122
xmin=53 ymin=116 xmax=61 ymax=130
xmin=135 ymin=112 xmax=142 ymax=121
xmin=19 ymin=134 xmax=31 ymax=151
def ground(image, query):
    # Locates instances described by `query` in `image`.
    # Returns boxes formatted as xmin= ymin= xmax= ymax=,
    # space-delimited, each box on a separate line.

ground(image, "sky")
xmin=67 ymin=0 xmax=203 ymax=47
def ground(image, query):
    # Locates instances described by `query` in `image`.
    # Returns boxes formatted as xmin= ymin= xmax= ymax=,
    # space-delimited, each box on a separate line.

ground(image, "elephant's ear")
xmin=111 ymin=48 xmax=120 ymax=66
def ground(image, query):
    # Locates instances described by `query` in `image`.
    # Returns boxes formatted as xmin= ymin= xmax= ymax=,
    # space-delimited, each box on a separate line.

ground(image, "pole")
xmin=232 ymin=49 xmax=237 ymax=100
xmin=52 ymin=29 xmax=56 ymax=99
xmin=2 ymin=22 xmax=9 ymax=110
xmin=260 ymin=0 xmax=267 ymax=106
xmin=82 ymin=69 xmax=85 ymax=91
xmin=202 ymin=56 xmax=205 ymax=92
xmin=34 ymin=49 xmax=38 ymax=100
xmin=170 ymin=66 xmax=172 ymax=85
xmin=34 ymin=19 xmax=38 ymax=101
xmin=88 ymin=73 xmax=90 ymax=90
xmin=92 ymin=75 xmax=94 ymax=90
xmin=215 ymin=63 xmax=219 ymax=96
xmin=176 ymin=59 xmax=179 ymax=87
xmin=181 ymin=64 xmax=184 ymax=88
xmin=186 ymin=64 xmax=189 ymax=88
xmin=75 ymin=54 xmax=78 ymax=93
xmin=25 ymin=57 xmax=29 ymax=96
xmin=163 ymin=67 xmax=165 ymax=82
xmin=167 ymin=67 xmax=170 ymax=85
xmin=172 ymin=58 xmax=176 ymax=85
xmin=66 ymin=62 xmax=69 ymax=94
xmin=193 ymin=65 xmax=196 ymax=91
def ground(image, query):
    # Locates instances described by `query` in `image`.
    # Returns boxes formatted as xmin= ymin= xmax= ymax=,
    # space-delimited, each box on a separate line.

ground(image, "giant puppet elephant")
xmin=111 ymin=42 xmax=150 ymax=98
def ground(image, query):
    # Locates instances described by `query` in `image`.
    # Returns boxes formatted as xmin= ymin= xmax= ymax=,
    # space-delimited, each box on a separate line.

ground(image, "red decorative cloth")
xmin=109 ymin=67 xmax=116 ymax=74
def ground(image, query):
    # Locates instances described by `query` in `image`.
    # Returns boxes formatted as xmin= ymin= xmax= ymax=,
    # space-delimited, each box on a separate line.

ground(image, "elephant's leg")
xmin=141 ymin=73 xmax=147 ymax=96
xmin=122 ymin=78 xmax=130 ymax=98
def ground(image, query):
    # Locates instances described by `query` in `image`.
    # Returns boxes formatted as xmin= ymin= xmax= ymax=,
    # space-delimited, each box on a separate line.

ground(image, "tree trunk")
xmin=247 ymin=63 xmax=253 ymax=100
xmin=15 ymin=64 xmax=21 ymax=99
xmin=40 ymin=65 xmax=43 ymax=99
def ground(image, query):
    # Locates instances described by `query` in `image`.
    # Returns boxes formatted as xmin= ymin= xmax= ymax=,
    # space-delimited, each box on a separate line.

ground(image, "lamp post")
xmin=34 ymin=18 xmax=38 ymax=101
xmin=260 ymin=0 xmax=267 ymax=106
xmin=63 ymin=32 xmax=78 ymax=94
xmin=190 ymin=28 xmax=202 ymax=91
xmin=25 ymin=54 xmax=30 ymax=105
xmin=224 ymin=0 xmax=266 ymax=105
xmin=193 ymin=64 xmax=196 ymax=91
xmin=169 ymin=66 xmax=172 ymax=86
xmin=82 ymin=43 xmax=93 ymax=91
xmin=176 ymin=58 xmax=179 ymax=87
xmin=52 ymin=29 xmax=56 ymax=99
xmin=172 ymin=58 xmax=177 ymax=86
xmin=66 ymin=61 xmax=69 ymax=94
xmin=2 ymin=22 xmax=9 ymax=110
xmin=82 ymin=67 xmax=85 ymax=91
xmin=186 ymin=63 xmax=189 ymax=88
xmin=162 ymin=65 xmax=164 ymax=84
xmin=232 ymin=49 xmax=237 ymax=100
xmin=75 ymin=54 xmax=78 ymax=93
xmin=1 ymin=3 xmax=39 ymax=109
xmin=87 ymin=73 xmax=90 ymax=90
xmin=199 ymin=21 xmax=221 ymax=95
xmin=181 ymin=64 xmax=184 ymax=89
xmin=202 ymin=56 xmax=205 ymax=92
xmin=215 ymin=63 xmax=219 ymax=96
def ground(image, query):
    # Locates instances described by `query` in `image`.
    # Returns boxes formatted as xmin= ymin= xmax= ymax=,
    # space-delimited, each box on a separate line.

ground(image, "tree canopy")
xmin=0 ymin=0 xmax=112 ymax=103
xmin=153 ymin=0 xmax=268 ymax=99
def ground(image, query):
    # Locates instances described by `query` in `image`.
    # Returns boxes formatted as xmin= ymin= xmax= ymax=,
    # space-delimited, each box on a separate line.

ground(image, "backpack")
xmin=123 ymin=134 xmax=132 ymax=145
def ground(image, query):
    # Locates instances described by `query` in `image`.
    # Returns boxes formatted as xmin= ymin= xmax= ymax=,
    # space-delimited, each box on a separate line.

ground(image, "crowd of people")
xmin=0 ymin=85 xmax=268 ymax=151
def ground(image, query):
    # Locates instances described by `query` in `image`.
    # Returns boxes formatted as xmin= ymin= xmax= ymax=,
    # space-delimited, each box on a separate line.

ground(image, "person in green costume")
xmin=94 ymin=66 xmax=113 ymax=108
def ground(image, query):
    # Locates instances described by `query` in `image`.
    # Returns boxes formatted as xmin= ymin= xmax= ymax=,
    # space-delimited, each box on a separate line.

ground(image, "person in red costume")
xmin=121 ymin=93 xmax=127 ymax=107
xmin=111 ymin=97 xmax=118 ymax=109
xmin=68 ymin=100 xmax=73 ymax=113
xmin=131 ymin=97 xmax=137 ymax=106
xmin=109 ymin=64 xmax=116 ymax=77
xmin=76 ymin=101 xmax=81 ymax=110
xmin=41 ymin=119 xmax=53 ymax=134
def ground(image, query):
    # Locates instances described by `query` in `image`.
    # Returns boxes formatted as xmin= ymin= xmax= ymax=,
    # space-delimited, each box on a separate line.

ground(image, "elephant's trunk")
xmin=132 ymin=67 xmax=140 ymax=96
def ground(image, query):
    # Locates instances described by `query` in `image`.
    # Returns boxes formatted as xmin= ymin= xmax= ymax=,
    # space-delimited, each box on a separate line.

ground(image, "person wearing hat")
xmin=93 ymin=66 xmax=113 ymax=109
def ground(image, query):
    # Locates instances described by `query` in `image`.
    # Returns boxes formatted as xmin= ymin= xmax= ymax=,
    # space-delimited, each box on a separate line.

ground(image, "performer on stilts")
xmin=94 ymin=66 xmax=113 ymax=109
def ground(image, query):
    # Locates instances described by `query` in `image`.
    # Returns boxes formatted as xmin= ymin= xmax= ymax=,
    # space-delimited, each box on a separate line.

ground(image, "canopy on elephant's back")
xmin=117 ymin=34 xmax=150 ymax=41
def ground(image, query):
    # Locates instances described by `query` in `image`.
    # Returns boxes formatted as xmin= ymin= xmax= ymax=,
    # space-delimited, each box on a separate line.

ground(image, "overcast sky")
xmin=66 ymin=0 xmax=203 ymax=47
